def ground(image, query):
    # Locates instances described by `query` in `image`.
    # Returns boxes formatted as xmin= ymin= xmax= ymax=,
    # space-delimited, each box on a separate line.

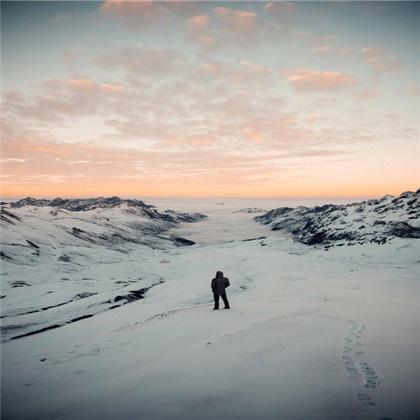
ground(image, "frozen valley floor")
xmin=1 ymin=210 xmax=419 ymax=420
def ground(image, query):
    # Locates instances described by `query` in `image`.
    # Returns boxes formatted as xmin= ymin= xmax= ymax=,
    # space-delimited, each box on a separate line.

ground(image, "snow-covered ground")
xmin=1 ymin=196 xmax=419 ymax=420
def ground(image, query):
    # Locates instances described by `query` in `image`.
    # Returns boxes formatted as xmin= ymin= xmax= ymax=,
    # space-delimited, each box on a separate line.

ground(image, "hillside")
xmin=0 ymin=197 xmax=205 ymax=341
xmin=255 ymin=190 xmax=420 ymax=248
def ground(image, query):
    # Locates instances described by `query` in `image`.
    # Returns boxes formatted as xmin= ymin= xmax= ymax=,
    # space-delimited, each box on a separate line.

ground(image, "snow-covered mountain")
xmin=1 ymin=196 xmax=206 ymax=261
xmin=255 ymin=190 xmax=420 ymax=248
xmin=0 ymin=197 xmax=205 ymax=341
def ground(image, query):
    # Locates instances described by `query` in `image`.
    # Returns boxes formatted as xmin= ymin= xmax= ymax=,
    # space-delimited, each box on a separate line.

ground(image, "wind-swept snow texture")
xmin=1 ymin=194 xmax=419 ymax=420
xmin=0 ymin=197 xmax=205 ymax=341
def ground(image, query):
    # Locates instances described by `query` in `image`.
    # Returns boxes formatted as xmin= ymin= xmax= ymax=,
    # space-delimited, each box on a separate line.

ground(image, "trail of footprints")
xmin=341 ymin=321 xmax=383 ymax=409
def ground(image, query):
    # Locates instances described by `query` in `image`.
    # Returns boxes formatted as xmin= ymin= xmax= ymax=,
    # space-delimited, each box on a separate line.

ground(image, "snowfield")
xmin=1 ymin=195 xmax=419 ymax=420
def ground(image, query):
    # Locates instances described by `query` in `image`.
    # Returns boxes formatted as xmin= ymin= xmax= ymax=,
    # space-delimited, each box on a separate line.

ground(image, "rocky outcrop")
xmin=256 ymin=189 xmax=420 ymax=247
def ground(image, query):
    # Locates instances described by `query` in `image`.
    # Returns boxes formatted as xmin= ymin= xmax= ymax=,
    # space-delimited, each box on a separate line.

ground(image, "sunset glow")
xmin=1 ymin=1 xmax=419 ymax=199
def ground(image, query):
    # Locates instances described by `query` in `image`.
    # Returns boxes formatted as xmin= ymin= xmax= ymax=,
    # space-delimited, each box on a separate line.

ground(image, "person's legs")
xmin=221 ymin=294 xmax=230 ymax=309
xmin=213 ymin=293 xmax=220 ymax=310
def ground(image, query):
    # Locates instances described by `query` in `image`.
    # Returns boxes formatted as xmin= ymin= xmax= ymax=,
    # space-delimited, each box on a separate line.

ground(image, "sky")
xmin=1 ymin=1 xmax=419 ymax=199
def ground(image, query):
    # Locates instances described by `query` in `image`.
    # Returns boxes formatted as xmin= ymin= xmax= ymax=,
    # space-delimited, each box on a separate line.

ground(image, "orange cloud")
xmin=284 ymin=69 xmax=356 ymax=92
xmin=101 ymin=0 xmax=198 ymax=31
xmin=66 ymin=77 xmax=125 ymax=93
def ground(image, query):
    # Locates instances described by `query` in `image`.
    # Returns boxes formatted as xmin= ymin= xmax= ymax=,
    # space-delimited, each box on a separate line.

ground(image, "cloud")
xmin=185 ymin=14 xmax=215 ymax=48
xmin=212 ymin=6 xmax=260 ymax=44
xmin=95 ymin=47 xmax=184 ymax=76
xmin=284 ymin=69 xmax=356 ymax=92
xmin=101 ymin=0 xmax=198 ymax=32
xmin=213 ymin=6 xmax=257 ymax=32
xmin=184 ymin=3 xmax=299 ymax=50
xmin=360 ymin=47 xmax=402 ymax=73
xmin=50 ymin=77 xmax=125 ymax=94
xmin=4 ymin=42 xmax=389 ymax=199
xmin=3 ymin=76 xmax=125 ymax=123
xmin=101 ymin=0 xmax=170 ymax=30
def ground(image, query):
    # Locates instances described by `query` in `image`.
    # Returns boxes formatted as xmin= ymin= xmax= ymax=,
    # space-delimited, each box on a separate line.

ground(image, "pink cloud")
xmin=101 ymin=0 xmax=198 ymax=31
xmin=101 ymin=0 xmax=170 ymax=30
xmin=360 ymin=47 xmax=401 ymax=73
xmin=209 ymin=7 xmax=263 ymax=48
xmin=186 ymin=14 xmax=215 ymax=48
xmin=284 ymin=69 xmax=356 ymax=92
xmin=3 ymin=76 xmax=125 ymax=123
xmin=66 ymin=77 xmax=124 ymax=94
xmin=187 ymin=14 xmax=209 ymax=32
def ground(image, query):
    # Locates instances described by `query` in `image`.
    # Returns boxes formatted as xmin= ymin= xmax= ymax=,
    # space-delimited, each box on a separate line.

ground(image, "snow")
xmin=1 ymin=197 xmax=419 ymax=420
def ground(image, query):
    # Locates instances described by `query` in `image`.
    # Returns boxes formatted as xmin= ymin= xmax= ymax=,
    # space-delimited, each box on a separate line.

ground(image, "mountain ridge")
xmin=255 ymin=189 xmax=420 ymax=248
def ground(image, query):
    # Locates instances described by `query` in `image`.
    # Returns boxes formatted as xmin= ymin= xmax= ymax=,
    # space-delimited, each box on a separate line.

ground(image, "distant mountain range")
xmin=255 ymin=190 xmax=420 ymax=248
xmin=1 ymin=196 xmax=206 ymax=265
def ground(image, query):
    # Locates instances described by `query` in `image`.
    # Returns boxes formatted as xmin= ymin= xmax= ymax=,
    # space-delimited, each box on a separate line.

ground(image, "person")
xmin=211 ymin=271 xmax=230 ymax=310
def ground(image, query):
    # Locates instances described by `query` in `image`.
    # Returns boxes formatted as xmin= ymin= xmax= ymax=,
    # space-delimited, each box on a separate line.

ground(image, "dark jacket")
xmin=211 ymin=275 xmax=230 ymax=295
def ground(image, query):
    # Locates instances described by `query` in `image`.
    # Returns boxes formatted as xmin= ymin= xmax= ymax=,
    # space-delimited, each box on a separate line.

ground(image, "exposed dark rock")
xmin=387 ymin=222 xmax=420 ymax=239
xmin=242 ymin=236 xmax=267 ymax=242
xmin=70 ymin=314 xmax=93 ymax=322
xmin=10 ymin=324 xmax=62 ymax=340
xmin=303 ymin=231 xmax=327 ymax=245
xmin=0 ymin=252 xmax=14 ymax=261
xmin=75 ymin=292 xmax=97 ymax=299
xmin=26 ymin=240 xmax=40 ymax=249
xmin=113 ymin=279 xmax=164 ymax=304
xmin=58 ymin=254 xmax=71 ymax=262
xmin=0 ymin=208 xmax=22 ymax=224
xmin=172 ymin=236 xmax=195 ymax=246
xmin=10 ymin=281 xmax=31 ymax=288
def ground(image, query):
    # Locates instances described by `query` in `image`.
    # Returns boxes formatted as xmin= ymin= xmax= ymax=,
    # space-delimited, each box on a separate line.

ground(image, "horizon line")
xmin=1 ymin=189 xmax=417 ymax=203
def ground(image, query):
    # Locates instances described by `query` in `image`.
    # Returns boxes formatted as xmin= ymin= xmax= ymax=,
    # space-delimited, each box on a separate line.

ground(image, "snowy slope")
xmin=0 ymin=197 xmax=205 ymax=341
xmin=1 ymin=195 xmax=419 ymax=420
xmin=255 ymin=190 xmax=420 ymax=247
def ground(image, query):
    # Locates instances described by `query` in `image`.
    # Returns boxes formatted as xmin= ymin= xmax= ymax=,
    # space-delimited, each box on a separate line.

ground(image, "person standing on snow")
xmin=211 ymin=271 xmax=230 ymax=310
